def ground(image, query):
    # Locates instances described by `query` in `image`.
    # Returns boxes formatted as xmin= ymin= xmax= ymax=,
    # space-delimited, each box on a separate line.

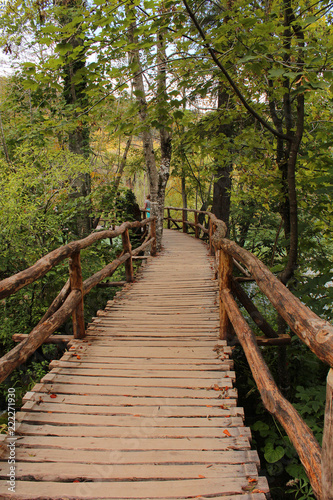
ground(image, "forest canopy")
xmin=0 ymin=0 xmax=332 ymax=498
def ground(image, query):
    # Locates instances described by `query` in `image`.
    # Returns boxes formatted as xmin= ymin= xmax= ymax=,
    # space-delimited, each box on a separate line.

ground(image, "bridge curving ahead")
xmin=0 ymin=229 xmax=269 ymax=499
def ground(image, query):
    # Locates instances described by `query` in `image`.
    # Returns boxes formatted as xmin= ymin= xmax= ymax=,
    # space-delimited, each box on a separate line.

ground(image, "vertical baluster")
xmin=122 ymin=228 xmax=134 ymax=282
xmin=150 ymin=218 xmax=157 ymax=256
xmin=209 ymin=218 xmax=215 ymax=255
xmin=194 ymin=212 xmax=199 ymax=238
xmin=69 ymin=251 xmax=85 ymax=339
xmin=182 ymin=209 xmax=187 ymax=233
xmin=218 ymin=249 xmax=233 ymax=341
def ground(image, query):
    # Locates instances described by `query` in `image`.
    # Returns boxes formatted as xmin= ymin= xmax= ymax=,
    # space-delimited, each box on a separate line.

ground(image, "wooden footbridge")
xmin=0 ymin=208 xmax=332 ymax=499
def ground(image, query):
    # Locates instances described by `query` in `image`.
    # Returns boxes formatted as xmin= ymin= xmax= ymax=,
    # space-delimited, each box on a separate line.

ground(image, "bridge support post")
xmin=322 ymin=368 xmax=333 ymax=500
xmin=122 ymin=228 xmax=134 ymax=282
xmin=182 ymin=209 xmax=187 ymax=233
xmin=209 ymin=219 xmax=214 ymax=256
xmin=167 ymin=208 xmax=171 ymax=229
xmin=150 ymin=218 xmax=157 ymax=256
xmin=194 ymin=212 xmax=199 ymax=239
xmin=218 ymin=249 xmax=233 ymax=341
xmin=69 ymin=251 xmax=85 ymax=339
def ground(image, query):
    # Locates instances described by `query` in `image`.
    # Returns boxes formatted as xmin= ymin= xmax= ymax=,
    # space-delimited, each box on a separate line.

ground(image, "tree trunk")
xmin=59 ymin=0 xmax=91 ymax=238
xmin=156 ymin=32 xmax=171 ymax=249
xmin=127 ymin=6 xmax=171 ymax=251
xmin=212 ymin=86 xmax=233 ymax=230
xmin=114 ymin=136 xmax=133 ymax=191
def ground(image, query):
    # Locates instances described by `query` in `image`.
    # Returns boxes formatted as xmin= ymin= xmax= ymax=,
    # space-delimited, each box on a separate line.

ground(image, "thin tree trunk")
xmin=114 ymin=136 xmax=133 ymax=191
xmin=156 ymin=31 xmax=172 ymax=249
xmin=127 ymin=5 xmax=171 ymax=251
xmin=59 ymin=0 xmax=91 ymax=238
xmin=0 ymin=110 xmax=10 ymax=163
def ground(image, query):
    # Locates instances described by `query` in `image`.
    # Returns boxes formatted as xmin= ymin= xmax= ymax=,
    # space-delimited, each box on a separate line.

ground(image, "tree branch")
xmin=182 ymin=0 xmax=290 ymax=142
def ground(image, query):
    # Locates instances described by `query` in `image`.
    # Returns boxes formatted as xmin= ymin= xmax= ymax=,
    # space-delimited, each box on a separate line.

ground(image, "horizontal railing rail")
xmin=0 ymin=217 xmax=156 ymax=384
xmin=164 ymin=206 xmax=333 ymax=500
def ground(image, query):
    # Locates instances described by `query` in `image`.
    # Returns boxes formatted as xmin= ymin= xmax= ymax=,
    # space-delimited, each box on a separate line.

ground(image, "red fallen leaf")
xmin=47 ymin=411 xmax=53 ymax=414
xmin=77 ymin=356 xmax=81 ymax=360
xmin=253 ymin=490 xmax=265 ymax=493
xmin=73 ymin=480 xmax=80 ymax=483
xmin=206 ymin=405 xmax=213 ymax=408
xmin=50 ymin=394 xmax=57 ymax=399
xmin=206 ymin=464 xmax=213 ymax=468
xmin=198 ymin=474 xmax=205 ymax=478
xmin=248 ymin=478 xmax=258 ymax=483
xmin=223 ymin=429 xmax=231 ymax=437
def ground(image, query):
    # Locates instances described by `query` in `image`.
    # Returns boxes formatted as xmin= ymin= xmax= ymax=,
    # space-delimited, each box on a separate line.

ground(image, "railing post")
xmin=121 ymin=228 xmax=134 ymax=282
xmin=218 ymin=249 xmax=233 ymax=341
xmin=167 ymin=208 xmax=171 ymax=229
xmin=69 ymin=251 xmax=85 ymax=339
xmin=150 ymin=218 xmax=157 ymax=256
xmin=194 ymin=212 xmax=199 ymax=239
xmin=209 ymin=218 xmax=214 ymax=255
xmin=182 ymin=209 xmax=187 ymax=233
xmin=322 ymin=368 xmax=333 ymax=500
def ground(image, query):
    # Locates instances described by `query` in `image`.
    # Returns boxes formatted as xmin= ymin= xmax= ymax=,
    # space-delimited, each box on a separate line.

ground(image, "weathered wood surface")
xmin=221 ymin=288 xmax=322 ymax=499
xmin=215 ymin=237 xmax=333 ymax=367
xmin=322 ymin=369 xmax=333 ymax=500
xmin=0 ymin=238 xmax=154 ymax=384
xmin=0 ymin=219 xmax=153 ymax=300
xmin=0 ymin=230 xmax=269 ymax=499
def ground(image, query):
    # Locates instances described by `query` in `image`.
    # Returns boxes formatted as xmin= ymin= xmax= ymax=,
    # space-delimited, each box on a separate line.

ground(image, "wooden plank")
xmin=0 ymin=477 xmax=269 ymax=499
xmin=3 ymin=448 xmax=260 ymax=465
xmin=16 ymin=411 xmax=245 ymax=428
xmin=25 ymin=383 xmax=236 ymax=399
xmin=58 ymin=355 xmax=231 ymax=366
xmin=40 ymin=373 xmax=235 ymax=388
xmin=45 ymin=366 xmax=234 ymax=379
xmin=68 ymin=339 xmax=227 ymax=347
xmin=10 ymin=435 xmax=251 ymax=451
xmin=64 ymin=346 xmax=226 ymax=357
xmin=8 ymin=462 xmax=259 ymax=481
xmin=21 ymin=400 xmax=243 ymax=418
xmin=15 ymin=423 xmax=248 ymax=438
xmin=49 ymin=361 xmax=233 ymax=372
xmin=22 ymin=393 xmax=237 ymax=408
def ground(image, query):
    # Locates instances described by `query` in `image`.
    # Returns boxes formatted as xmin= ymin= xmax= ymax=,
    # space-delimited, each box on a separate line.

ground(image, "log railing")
xmin=164 ymin=206 xmax=333 ymax=500
xmin=0 ymin=218 xmax=156 ymax=384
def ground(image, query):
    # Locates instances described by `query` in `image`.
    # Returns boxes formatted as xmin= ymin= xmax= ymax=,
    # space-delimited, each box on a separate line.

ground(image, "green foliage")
xmin=0 ymin=2 xmax=332 ymax=498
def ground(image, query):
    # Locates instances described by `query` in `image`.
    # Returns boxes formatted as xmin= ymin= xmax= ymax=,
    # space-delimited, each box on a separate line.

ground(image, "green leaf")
xmin=173 ymin=110 xmax=184 ymax=120
xmin=268 ymin=68 xmax=285 ymax=78
xmin=264 ymin=443 xmax=285 ymax=463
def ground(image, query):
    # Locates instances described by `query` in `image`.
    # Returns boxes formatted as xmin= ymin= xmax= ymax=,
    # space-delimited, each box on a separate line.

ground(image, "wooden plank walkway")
xmin=0 ymin=229 xmax=269 ymax=499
